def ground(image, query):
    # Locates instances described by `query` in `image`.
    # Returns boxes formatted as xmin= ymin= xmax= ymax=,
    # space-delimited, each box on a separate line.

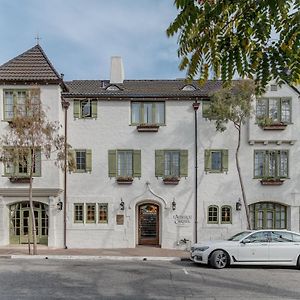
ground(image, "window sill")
xmin=116 ymin=177 xmax=133 ymax=184
xmin=261 ymin=123 xmax=287 ymax=130
xmin=9 ymin=177 xmax=31 ymax=183
xmin=136 ymin=124 xmax=159 ymax=132
xmin=260 ymin=178 xmax=284 ymax=186
xmin=163 ymin=177 xmax=180 ymax=185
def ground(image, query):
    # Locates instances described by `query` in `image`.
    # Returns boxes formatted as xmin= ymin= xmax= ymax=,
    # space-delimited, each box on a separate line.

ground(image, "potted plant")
xmin=136 ymin=123 xmax=160 ymax=132
xmin=116 ymin=176 xmax=133 ymax=184
xmin=257 ymin=116 xmax=287 ymax=130
xmin=260 ymin=177 xmax=284 ymax=185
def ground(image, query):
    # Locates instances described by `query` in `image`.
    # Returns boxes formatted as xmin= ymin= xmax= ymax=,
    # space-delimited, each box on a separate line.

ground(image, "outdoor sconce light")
xmin=57 ymin=200 xmax=63 ymax=211
xmin=172 ymin=198 xmax=176 ymax=211
xmin=236 ymin=198 xmax=242 ymax=211
xmin=120 ymin=198 xmax=125 ymax=211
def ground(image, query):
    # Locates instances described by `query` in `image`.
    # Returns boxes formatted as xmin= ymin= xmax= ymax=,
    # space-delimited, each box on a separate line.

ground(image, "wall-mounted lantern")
xmin=120 ymin=198 xmax=125 ymax=211
xmin=172 ymin=198 xmax=176 ymax=211
xmin=236 ymin=198 xmax=242 ymax=211
xmin=57 ymin=200 xmax=63 ymax=211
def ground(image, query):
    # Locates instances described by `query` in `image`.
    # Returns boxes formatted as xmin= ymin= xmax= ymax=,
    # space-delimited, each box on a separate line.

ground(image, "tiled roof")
xmin=63 ymin=80 xmax=224 ymax=98
xmin=0 ymin=45 xmax=61 ymax=82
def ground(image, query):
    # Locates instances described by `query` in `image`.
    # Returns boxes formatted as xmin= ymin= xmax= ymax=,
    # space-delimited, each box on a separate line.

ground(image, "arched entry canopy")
xmin=9 ymin=201 xmax=48 ymax=245
xmin=249 ymin=202 xmax=287 ymax=230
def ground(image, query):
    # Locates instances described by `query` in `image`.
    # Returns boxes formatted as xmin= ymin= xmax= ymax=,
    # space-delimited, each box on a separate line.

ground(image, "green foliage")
xmin=207 ymin=80 xmax=256 ymax=131
xmin=167 ymin=0 xmax=300 ymax=93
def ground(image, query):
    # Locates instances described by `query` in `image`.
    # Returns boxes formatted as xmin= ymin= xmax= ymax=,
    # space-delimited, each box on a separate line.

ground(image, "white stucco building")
xmin=0 ymin=45 xmax=299 ymax=249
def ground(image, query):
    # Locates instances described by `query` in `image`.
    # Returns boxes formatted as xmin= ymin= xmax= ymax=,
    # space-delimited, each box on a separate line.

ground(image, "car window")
xmin=270 ymin=231 xmax=293 ymax=242
xmin=228 ymin=231 xmax=251 ymax=241
xmin=246 ymin=231 xmax=269 ymax=243
xmin=293 ymin=234 xmax=300 ymax=242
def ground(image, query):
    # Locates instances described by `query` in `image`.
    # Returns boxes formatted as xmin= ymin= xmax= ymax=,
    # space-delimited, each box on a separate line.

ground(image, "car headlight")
xmin=192 ymin=246 xmax=209 ymax=252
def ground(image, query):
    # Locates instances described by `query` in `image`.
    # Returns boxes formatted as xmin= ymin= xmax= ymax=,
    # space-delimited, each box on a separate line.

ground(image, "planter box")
xmin=262 ymin=124 xmax=287 ymax=130
xmin=163 ymin=177 xmax=180 ymax=185
xmin=137 ymin=124 xmax=159 ymax=132
xmin=116 ymin=177 xmax=133 ymax=184
xmin=9 ymin=177 xmax=31 ymax=183
xmin=260 ymin=179 xmax=284 ymax=186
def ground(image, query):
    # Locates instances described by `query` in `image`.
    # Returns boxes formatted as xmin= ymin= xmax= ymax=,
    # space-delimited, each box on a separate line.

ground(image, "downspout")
xmin=193 ymin=100 xmax=200 ymax=243
xmin=61 ymin=98 xmax=70 ymax=249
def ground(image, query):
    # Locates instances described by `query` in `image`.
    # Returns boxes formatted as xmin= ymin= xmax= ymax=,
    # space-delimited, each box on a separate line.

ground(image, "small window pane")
xmin=81 ymin=100 xmax=92 ymax=118
xmin=117 ymin=151 xmax=133 ymax=177
xmin=164 ymin=151 xmax=180 ymax=177
xmin=131 ymin=103 xmax=140 ymax=124
xmin=76 ymin=151 xmax=86 ymax=171
xmin=143 ymin=103 xmax=153 ymax=124
xmin=211 ymin=151 xmax=222 ymax=171
xmin=98 ymin=204 xmax=108 ymax=223
xmin=221 ymin=206 xmax=231 ymax=223
xmin=256 ymin=99 xmax=268 ymax=119
xmin=281 ymin=99 xmax=291 ymax=123
xmin=74 ymin=204 xmax=84 ymax=223
xmin=156 ymin=102 xmax=165 ymax=124
xmin=208 ymin=206 xmax=218 ymax=223
xmin=268 ymin=98 xmax=279 ymax=122
xmin=86 ymin=204 xmax=96 ymax=223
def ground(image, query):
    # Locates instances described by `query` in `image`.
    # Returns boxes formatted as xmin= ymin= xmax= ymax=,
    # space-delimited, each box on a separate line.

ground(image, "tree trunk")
xmin=29 ymin=152 xmax=38 ymax=255
xmin=236 ymin=126 xmax=252 ymax=230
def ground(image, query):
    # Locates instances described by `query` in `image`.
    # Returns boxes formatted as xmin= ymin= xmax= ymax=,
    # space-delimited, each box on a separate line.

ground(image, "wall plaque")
xmin=116 ymin=214 xmax=124 ymax=225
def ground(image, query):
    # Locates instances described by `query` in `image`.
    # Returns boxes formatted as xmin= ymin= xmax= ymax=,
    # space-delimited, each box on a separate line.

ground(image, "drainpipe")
xmin=61 ymin=98 xmax=70 ymax=249
xmin=193 ymin=100 xmax=200 ymax=244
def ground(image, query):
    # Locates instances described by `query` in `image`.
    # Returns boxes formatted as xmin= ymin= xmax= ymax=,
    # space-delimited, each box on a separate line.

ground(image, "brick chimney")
xmin=110 ymin=56 xmax=124 ymax=84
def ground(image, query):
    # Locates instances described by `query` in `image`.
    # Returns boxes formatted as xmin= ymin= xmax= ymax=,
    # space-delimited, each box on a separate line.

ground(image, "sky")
xmin=0 ymin=0 xmax=184 ymax=81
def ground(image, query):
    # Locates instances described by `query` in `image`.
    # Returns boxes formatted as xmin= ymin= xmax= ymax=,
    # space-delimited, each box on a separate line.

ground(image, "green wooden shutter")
xmin=86 ymin=149 xmax=92 ymax=172
xmin=133 ymin=150 xmax=141 ymax=177
xmin=108 ymin=150 xmax=117 ymax=177
xmin=69 ymin=150 xmax=76 ymax=172
xmin=155 ymin=150 xmax=164 ymax=177
xmin=222 ymin=149 xmax=228 ymax=173
xmin=180 ymin=150 xmax=188 ymax=177
xmin=33 ymin=150 xmax=41 ymax=176
xmin=204 ymin=150 xmax=211 ymax=172
xmin=91 ymin=100 xmax=97 ymax=118
xmin=73 ymin=100 xmax=80 ymax=118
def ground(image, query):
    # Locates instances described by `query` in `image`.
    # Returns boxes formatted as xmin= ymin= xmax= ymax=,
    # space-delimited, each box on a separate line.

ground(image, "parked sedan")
xmin=190 ymin=230 xmax=300 ymax=269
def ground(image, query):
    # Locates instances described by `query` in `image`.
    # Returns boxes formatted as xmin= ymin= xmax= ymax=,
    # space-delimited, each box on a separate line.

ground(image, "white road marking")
xmin=183 ymin=268 xmax=188 ymax=275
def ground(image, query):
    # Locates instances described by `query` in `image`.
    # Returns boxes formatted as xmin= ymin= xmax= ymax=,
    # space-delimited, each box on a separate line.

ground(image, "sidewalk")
xmin=0 ymin=245 xmax=190 ymax=261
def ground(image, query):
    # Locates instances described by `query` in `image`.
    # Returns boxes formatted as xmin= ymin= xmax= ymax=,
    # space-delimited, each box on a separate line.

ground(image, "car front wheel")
xmin=210 ymin=250 xmax=228 ymax=269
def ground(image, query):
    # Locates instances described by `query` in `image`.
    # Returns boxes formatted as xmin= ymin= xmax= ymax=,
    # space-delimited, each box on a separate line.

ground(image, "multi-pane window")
xmin=208 ymin=206 xmax=219 ymax=224
xmin=254 ymin=150 xmax=288 ymax=179
xmin=98 ymin=204 xmax=108 ymax=223
xmin=221 ymin=206 xmax=232 ymax=224
xmin=4 ymin=148 xmax=41 ymax=177
xmin=73 ymin=99 xmax=97 ymax=119
xmin=117 ymin=151 xmax=133 ymax=177
xmin=73 ymin=150 xmax=92 ymax=173
xmin=86 ymin=203 xmax=96 ymax=223
xmin=131 ymin=102 xmax=165 ymax=125
xmin=164 ymin=151 xmax=180 ymax=177
xmin=205 ymin=150 xmax=228 ymax=173
xmin=74 ymin=204 xmax=84 ymax=223
xmin=250 ymin=202 xmax=287 ymax=230
xmin=256 ymin=98 xmax=291 ymax=124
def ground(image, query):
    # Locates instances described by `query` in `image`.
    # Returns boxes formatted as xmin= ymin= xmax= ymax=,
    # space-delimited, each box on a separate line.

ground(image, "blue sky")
xmin=0 ymin=0 xmax=183 ymax=81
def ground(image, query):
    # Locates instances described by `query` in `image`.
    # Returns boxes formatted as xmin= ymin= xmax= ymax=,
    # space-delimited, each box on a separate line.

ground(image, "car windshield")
xmin=228 ymin=231 xmax=251 ymax=241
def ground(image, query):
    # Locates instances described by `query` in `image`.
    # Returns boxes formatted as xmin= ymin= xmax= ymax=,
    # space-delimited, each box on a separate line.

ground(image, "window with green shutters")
xmin=155 ymin=150 xmax=188 ymax=178
xmin=71 ymin=149 xmax=92 ymax=173
xmin=73 ymin=99 xmax=97 ymax=119
xmin=204 ymin=149 xmax=228 ymax=173
xmin=131 ymin=102 xmax=165 ymax=125
xmin=108 ymin=149 xmax=141 ymax=178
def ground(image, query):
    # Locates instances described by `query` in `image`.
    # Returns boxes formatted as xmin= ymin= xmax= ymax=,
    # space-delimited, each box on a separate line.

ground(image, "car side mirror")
xmin=241 ymin=238 xmax=251 ymax=244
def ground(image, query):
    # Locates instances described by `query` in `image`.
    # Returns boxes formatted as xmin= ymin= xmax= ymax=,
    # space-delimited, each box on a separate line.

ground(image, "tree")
xmin=167 ymin=0 xmax=300 ymax=92
xmin=0 ymin=89 xmax=66 ymax=255
xmin=207 ymin=80 xmax=256 ymax=229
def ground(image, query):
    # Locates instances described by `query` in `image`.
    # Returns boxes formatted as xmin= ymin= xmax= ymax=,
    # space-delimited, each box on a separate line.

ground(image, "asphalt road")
xmin=0 ymin=259 xmax=300 ymax=299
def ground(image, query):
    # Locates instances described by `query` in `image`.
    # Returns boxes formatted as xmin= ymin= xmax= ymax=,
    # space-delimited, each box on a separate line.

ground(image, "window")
xmin=86 ymin=203 xmax=96 ymax=223
xmin=182 ymin=85 xmax=196 ymax=91
xmin=108 ymin=150 xmax=141 ymax=178
xmin=4 ymin=148 xmax=41 ymax=177
xmin=155 ymin=150 xmax=188 ymax=178
xmin=74 ymin=204 xmax=84 ymax=223
xmin=98 ymin=203 xmax=108 ymax=223
xmin=73 ymin=99 xmax=97 ymax=119
xmin=73 ymin=150 xmax=92 ymax=173
xmin=221 ymin=206 xmax=232 ymax=224
xmin=249 ymin=202 xmax=287 ymax=229
xmin=256 ymin=98 xmax=291 ymax=124
xmin=131 ymin=102 xmax=165 ymax=125
xmin=208 ymin=205 xmax=219 ymax=224
xmin=247 ymin=231 xmax=269 ymax=243
xmin=254 ymin=150 xmax=288 ymax=179
xmin=270 ymin=231 xmax=293 ymax=243
xmin=3 ymin=89 xmax=40 ymax=121
xmin=205 ymin=150 xmax=228 ymax=173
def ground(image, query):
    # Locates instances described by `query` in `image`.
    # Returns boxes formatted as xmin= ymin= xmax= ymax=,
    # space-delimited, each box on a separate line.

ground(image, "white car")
xmin=190 ymin=230 xmax=300 ymax=269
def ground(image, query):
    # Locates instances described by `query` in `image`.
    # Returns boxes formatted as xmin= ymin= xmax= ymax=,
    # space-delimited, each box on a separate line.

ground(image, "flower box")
xmin=116 ymin=176 xmax=133 ymax=184
xmin=9 ymin=177 xmax=31 ymax=183
xmin=136 ymin=124 xmax=159 ymax=132
xmin=163 ymin=177 xmax=180 ymax=185
xmin=260 ymin=178 xmax=284 ymax=186
xmin=262 ymin=123 xmax=287 ymax=130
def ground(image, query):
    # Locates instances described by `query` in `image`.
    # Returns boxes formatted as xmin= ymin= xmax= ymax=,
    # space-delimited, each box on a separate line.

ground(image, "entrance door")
xmin=10 ymin=202 xmax=48 ymax=245
xmin=138 ymin=204 xmax=159 ymax=246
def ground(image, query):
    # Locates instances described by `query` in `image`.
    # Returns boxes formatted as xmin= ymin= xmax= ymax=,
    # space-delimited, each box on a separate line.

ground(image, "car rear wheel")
xmin=210 ymin=250 xmax=228 ymax=269
xmin=297 ymin=255 xmax=300 ymax=269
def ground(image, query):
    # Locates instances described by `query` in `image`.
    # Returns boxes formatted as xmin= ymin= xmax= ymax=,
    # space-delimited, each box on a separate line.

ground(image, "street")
xmin=0 ymin=259 xmax=300 ymax=299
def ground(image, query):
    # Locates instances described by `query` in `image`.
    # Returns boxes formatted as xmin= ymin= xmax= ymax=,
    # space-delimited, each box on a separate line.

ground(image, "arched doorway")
xmin=138 ymin=203 xmax=160 ymax=246
xmin=9 ymin=202 xmax=48 ymax=245
xmin=249 ymin=202 xmax=287 ymax=229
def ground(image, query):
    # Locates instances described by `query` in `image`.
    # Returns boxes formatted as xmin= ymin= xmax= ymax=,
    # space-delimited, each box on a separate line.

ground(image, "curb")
xmin=4 ymin=255 xmax=187 ymax=262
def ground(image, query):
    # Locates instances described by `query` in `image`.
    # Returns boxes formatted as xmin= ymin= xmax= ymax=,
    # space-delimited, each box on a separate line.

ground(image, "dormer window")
xmin=106 ymin=85 xmax=120 ymax=91
xmin=182 ymin=85 xmax=196 ymax=91
xmin=73 ymin=99 xmax=97 ymax=119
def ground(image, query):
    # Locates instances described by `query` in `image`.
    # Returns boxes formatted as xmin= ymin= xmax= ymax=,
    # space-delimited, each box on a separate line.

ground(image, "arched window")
xmin=181 ymin=85 xmax=196 ymax=91
xmin=208 ymin=205 xmax=219 ymax=224
xmin=249 ymin=202 xmax=287 ymax=229
xmin=221 ymin=205 xmax=232 ymax=224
